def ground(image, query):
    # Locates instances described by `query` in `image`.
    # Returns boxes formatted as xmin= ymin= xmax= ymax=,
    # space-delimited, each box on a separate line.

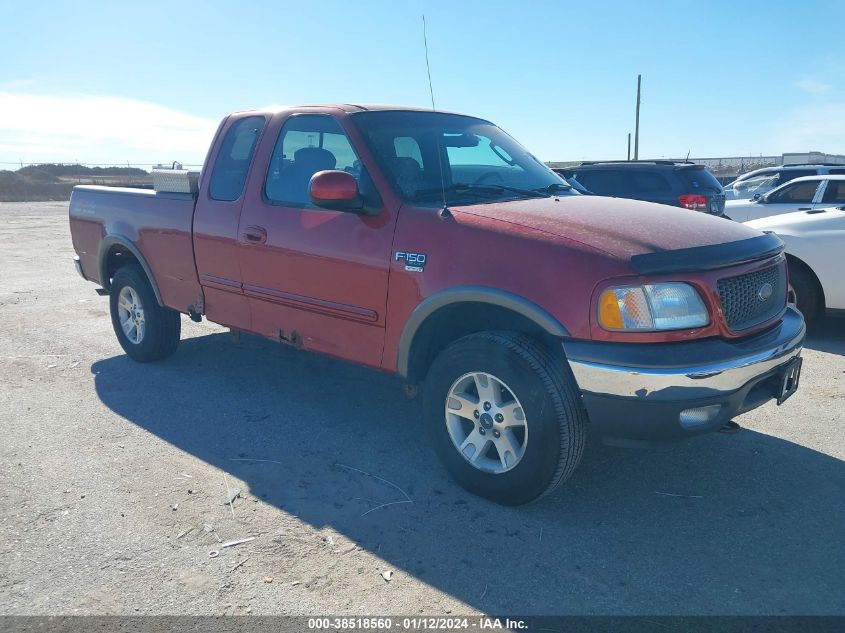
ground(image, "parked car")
xmin=724 ymin=175 xmax=845 ymax=222
xmin=69 ymin=105 xmax=805 ymax=505
xmin=746 ymin=205 xmax=845 ymax=322
xmin=723 ymin=164 xmax=845 ymax=201
xmin=555 ymin=161 xmax=726 ymax=215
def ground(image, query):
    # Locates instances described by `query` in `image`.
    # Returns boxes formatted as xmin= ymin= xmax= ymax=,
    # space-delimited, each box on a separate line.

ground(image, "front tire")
xmin=423 ymin=332 xmax=586 ymax=505
xmin=787 ymin=261 xmax=822 ymax=324
xmin=109 ymin=264 xmax=181 ymax=362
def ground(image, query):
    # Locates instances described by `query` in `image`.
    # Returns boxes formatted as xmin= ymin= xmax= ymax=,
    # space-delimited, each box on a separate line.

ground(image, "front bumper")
xmin=564 ymin=307 xmax=805 ymax=442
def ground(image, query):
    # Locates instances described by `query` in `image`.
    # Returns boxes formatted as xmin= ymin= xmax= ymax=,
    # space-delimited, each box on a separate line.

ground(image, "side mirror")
xmin=752 ymin=193 xmax=762 ymax=202
xmin=309 ymin=170 xmax=364 ymax=212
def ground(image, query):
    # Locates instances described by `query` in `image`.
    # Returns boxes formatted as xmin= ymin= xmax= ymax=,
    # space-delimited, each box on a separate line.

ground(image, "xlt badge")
xmin=395 ymin=251 xmax=427 ymax=273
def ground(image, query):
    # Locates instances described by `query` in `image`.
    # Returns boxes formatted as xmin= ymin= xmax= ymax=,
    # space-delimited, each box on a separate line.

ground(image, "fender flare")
xmin=97 ymin=235 xmax=164 ymax=306
xmin=396 ymin=286 xmax=570 ymax=377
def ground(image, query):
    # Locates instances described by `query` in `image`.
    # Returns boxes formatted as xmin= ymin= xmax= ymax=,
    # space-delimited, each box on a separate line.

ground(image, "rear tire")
xmin=787 ymin=260 xmax=822 ymax=325
xmin=423 ymin=331 xmax=587 ymax=505
xmin=109 ymin=264 xmax=181 ymax=362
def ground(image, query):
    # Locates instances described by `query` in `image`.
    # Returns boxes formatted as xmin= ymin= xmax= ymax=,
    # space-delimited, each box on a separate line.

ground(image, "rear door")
xmin=235 ymin=113 xmax=395 ymax=368
xmin=814 ymin=179 xmax=845 ymax=209
xmin=193 ymin=114 xmax=267 ymax=330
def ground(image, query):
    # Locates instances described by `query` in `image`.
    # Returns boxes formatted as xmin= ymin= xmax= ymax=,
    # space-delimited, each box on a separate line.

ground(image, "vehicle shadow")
xmin=805 ymin=315 xmax=845 ymax=355
xmin=91 ymin=332 xmax=845 ymax=615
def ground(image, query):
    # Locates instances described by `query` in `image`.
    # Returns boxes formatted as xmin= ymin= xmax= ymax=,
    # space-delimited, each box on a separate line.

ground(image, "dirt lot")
xmin=1 ymin=201 xmax=843 ymax=616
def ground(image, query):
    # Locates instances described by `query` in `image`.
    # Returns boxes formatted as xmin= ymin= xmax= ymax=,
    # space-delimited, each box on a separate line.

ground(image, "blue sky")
xmin=1 ymin=0 xmax=844 ymax=166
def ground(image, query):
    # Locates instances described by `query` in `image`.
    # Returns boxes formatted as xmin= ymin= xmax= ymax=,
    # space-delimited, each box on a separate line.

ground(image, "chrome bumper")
xmin=563 ymin=308 xmax=806 ymax=441
xmin=566 ymin=308 xmax=805 ymax=401
xmin=73 ymin=256 xmax=87 ymax=280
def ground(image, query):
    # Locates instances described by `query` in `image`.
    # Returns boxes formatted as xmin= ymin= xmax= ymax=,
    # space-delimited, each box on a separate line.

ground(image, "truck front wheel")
xmin=787 ymin=260 xmax=822 ymax=324
xmin=423 ymin=331 xmax=586 ymax=505
xmin=109 ymin=264 xmax=181 ymax=362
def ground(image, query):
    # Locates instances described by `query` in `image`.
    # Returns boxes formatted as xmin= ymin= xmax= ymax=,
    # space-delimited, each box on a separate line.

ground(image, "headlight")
xmin=598 ymin=283 xmax=709 ymax=331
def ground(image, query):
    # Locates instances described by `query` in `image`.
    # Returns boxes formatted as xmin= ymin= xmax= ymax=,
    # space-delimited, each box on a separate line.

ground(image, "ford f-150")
xmin=69 ymin=105 xmax=805 ymax=504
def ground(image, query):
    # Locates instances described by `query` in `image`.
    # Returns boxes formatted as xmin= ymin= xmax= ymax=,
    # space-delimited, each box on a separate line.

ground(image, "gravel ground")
xmin=1 ymin=201 xmax=843 ymax=616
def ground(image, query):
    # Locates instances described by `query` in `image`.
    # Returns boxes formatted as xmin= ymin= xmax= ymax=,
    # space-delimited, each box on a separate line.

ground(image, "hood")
xmin=725 ymin=198 xmax=760 ymax=209
xmin=453 ymin=195 xmax=762 ymax=260
xmin=747 ymin=206 xmax=845 ymax=231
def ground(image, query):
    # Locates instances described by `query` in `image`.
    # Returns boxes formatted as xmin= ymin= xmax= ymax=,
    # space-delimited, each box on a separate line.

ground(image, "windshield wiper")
xmin=414 ymin=183 xmax=549 ymax=199
xmin=533 ymin=182 xmax=572 ymax=195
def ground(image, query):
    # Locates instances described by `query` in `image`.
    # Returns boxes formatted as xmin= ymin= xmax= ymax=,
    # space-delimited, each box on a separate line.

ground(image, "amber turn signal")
xmin=598 ymin=288 xmax=624 ymax=330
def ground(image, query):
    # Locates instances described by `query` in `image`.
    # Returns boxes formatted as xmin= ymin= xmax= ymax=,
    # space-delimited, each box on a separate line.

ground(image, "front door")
xmin=236 ymin=113 xmax=395 ymax=368
xmin=746 ymin=179 xmax=822 ymax=221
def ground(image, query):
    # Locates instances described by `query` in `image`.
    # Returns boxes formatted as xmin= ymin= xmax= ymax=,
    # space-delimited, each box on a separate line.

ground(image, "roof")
xmin=786 ymin=174 xmax=845 ymax=182
xmin=565 ymin=160 xmax=702 ymax=168
xmin=230 ymin=103 xmax=473 ymax=117
xmin=738 ymin=164 xmax=844 ymax=178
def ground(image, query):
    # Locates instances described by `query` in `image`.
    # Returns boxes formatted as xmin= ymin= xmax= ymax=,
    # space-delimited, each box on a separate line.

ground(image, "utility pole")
xmin=634 ymin=74 xmax=641 ymax=160
xmin=627 ymin=133 xmax=631 ymax=161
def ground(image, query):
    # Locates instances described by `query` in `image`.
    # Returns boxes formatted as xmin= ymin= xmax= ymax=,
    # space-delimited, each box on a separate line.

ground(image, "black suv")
xmin=555 ymin=161 xmax=726 ymax=216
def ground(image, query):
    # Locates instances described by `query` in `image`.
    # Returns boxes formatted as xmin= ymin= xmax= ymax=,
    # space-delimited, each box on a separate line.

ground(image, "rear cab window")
xmin=209 ymin=116 xmax=266 ymax=201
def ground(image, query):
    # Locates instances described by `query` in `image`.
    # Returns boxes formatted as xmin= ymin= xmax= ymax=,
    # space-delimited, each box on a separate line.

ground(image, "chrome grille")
xmin=717 ymin=262 xmax=787 ymax=331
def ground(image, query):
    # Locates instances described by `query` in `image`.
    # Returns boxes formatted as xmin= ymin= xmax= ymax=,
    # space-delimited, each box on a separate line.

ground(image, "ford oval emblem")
xmin=757 ymin=282 xmax=774 ymax=302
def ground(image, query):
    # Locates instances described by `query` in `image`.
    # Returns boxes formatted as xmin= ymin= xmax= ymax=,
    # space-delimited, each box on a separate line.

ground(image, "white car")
xmin=724 ymin=164 xmax=845 ymax=200
xmin=746 ymin=204 xmax=845 ymax=322
xmin=725 ymin=175 xmax=845 ymax=222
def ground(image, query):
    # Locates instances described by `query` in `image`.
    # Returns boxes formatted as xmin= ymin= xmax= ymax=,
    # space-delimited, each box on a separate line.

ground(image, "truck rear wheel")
xmin=109 ymin=264 xmax=181 ymax=362
xmin=423 ymin=331 xmax=586 ymax=505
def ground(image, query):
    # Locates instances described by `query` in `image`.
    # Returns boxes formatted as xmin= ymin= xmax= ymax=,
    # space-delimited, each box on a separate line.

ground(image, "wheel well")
xmin=786 ymin=253 xmax=825 ymax=306
xmin=405 ymin=302 xmax=560 ymax=384
xmin=103 ymin=245 xmax=140 ymax=288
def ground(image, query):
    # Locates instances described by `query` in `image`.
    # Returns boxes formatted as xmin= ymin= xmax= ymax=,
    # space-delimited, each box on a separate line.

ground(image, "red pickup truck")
xmin=69 ymin=105 xmax=805 ymax=505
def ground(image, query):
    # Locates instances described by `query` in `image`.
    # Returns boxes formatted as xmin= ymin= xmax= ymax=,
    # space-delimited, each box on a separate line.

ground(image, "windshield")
xmin=349 ymin=110 xmax=571 ymax=206
xmin=733 ymin=173 xmax=779 ymax=196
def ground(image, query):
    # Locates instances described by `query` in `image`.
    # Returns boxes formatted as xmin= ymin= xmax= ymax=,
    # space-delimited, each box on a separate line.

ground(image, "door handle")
xmin=241 ymin=225 xmax=267 ymax=244
xmin=797 ymin=207 xmax=811 ymax=211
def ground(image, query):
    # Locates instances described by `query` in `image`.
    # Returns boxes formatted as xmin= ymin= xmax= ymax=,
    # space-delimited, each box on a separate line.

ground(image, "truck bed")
xmin=69 ymin=186 xmax=202 ymax=312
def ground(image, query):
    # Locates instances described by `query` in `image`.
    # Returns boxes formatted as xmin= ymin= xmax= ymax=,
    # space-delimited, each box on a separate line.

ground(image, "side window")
xmin=777 ymin=169 xmax=815 ymax=185
xmin=829 ymin=169 xmax=845 ymax=175
xmin=767 ymin=181 xmax=819 ymax=203
xmin=625 ymin=171 xmax=672 ymax=194
xmin=209 ymin=116 xmax=266 ymax=202
xmin=575 ymin=170 xmax=622 ymax=196
xmin=821 ymin=181 xmax=845 ymax=204
xmin=265 ymin=115 xmax=362 ymax=206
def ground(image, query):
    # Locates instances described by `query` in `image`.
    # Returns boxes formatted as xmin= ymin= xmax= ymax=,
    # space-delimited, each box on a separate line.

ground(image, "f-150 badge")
xmin=395 ymin=251 xmax=427 ymax=273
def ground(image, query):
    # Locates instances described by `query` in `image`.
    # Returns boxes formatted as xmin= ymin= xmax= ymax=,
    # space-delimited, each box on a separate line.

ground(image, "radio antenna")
xmin=422 ymin=14 xmax=449 ymax=216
